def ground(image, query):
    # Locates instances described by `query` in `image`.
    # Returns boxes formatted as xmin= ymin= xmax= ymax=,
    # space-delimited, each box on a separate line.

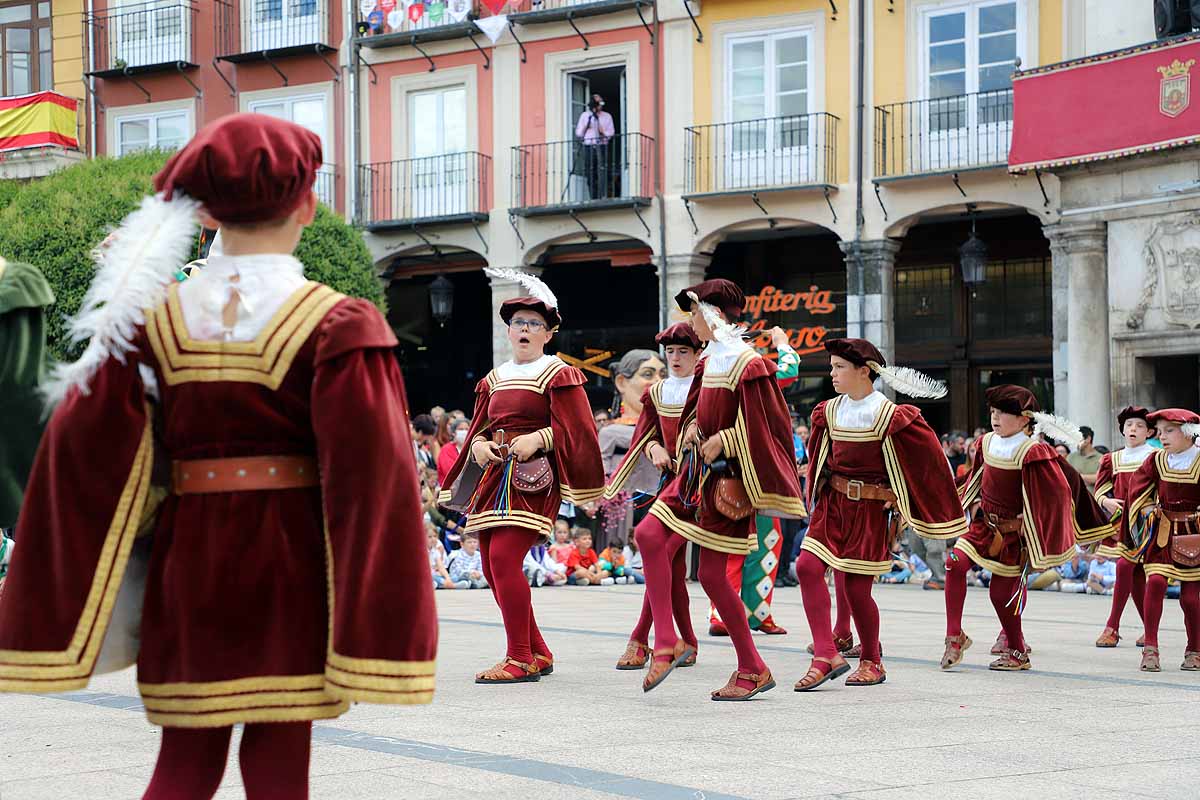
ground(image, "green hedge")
xmin=0 ymin=151 xmax=384 ymax=362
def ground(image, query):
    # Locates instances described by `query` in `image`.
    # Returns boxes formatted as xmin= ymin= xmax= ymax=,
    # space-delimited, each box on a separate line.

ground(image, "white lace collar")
xmin=834 ymin=391 xmax=887 ymax=430
xmin=496 ymin=353 xmax=557 ymax=380
xmin=702 ymin=337 xmax=752 ymax=374
xmin=1118 ymin=443 xmax=1154 ymax=466
xmin=988 ymin=430 xmax=1030 ymax=459
xmin=1167 ymin=446 xmax=1200 ymax=471
xmin=178 ymin=253 xmax=306 ymax=342
xmin=658 ymin=374 xmax=692 ymax=406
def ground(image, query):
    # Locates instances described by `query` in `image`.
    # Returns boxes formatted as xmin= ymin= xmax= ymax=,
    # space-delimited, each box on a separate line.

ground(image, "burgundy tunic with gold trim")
xmin=0 ymin=282 xmax=438 ymax=728
xmin=439 ymin=356 xmax=604 ymax=540
xmin=802 ymin=394 xmax=967 ymax=576
xmin=1094 ymin=445 xmax=1155 ymax=562
xmin=1125 ymin=448 xmax=1200 ymax=582
xmin=604 ymin=377 xmax=690 ymax=499
xmin=649 ymin=347 xmax=804 ymax=555
xmin=956 ymin=432 xmax=1113 ymax=577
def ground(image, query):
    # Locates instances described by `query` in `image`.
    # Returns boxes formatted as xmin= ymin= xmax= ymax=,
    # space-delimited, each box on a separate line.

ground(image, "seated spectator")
xmin=524 ymin=544 xmax=567 ymax=587
xmin=567 ymin=529 xmax=611 ymax=586
xmin=428 ymin=525 xmax=464 ymax=590
xmin=907 ymin=549 xmax=932 ymax=583
xmin=448 ymin=532 xmax=488 ymax=589
xmin=1087 ymin=555 xmax=1118 ymax=595
xmin=623 ymin=536 xmax=644 ymax=584
xmin=548 ymin=519 xmax=574 ymax=567
xmin=1028 ymin=546 xmax=1090 ymax=592
xmin=599 ymin=540 xmax=633 ymax=585
xmin=879 ymin=541 xmax=912 ymax=584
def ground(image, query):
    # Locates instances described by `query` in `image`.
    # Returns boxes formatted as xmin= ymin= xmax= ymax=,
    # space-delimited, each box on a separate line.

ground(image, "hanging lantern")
xmin=959 ymin=211 xmax=988 ymax=287
xmin=429 ymin=274 xmax=454 ymax=326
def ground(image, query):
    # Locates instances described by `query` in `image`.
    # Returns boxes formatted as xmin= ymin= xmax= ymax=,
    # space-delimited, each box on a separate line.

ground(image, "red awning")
xmin=1009 ymin=34 xmax=1200 ymax=173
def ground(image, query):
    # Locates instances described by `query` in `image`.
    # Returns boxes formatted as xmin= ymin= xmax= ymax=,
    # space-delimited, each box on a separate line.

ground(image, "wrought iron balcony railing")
xmin=315 ymin=163 xmax=336 ymax=208
xmin=358 ymin=152 xmax=492 ymax=229
xmin=85 ymin=0 xmax=197 ymax=76
xmin=355 ymin=0 xmax=647 ymax=42
xmin=511 ymin=132 xmax=654 ymax=214
xmin=874 ymin=88 xmax=1014 ymax=179
xmin=216 ymin=0 xmax=334 ymax=60
xmin=684 ymin=112 xmax=838 ymax=196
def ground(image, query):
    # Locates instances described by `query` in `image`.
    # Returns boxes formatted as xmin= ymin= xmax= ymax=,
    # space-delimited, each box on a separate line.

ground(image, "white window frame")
xmin=106 ymin=100 xmax=194 ymax=157
xmin=407 ymin=84 xmax=468 ymax=160
xmin=912 ymin=0 xmax=1033 ymax=101
xmin=246 ymin=91 xmax=330 ymax=153
xmin=723 ymin=26 xmax=815 ymax=127
xmin=242 ymin=85 xmax=334 ymax=206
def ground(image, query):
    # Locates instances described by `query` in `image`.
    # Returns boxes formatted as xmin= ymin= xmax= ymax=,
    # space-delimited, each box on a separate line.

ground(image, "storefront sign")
xmin=742 ymin=282 xmax=844 ymax=357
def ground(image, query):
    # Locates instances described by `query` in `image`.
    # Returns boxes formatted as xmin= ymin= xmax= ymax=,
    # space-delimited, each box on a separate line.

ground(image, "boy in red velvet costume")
xmin=0 ymin=114 xmax=438 ymax=799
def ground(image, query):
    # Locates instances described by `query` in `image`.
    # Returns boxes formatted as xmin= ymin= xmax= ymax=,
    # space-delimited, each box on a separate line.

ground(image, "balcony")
xmin=355 ymin=0 xmax=499 ymax=49
xmin=0 ymin=92 xmax=85 ymax=180
xmin=684 ymin=112 xmax=839 ymax=198
xmin=215 ymin=0 xmax=335 ymax=63
xmin=358 ymin=152 xmax=491 ymax=231
xmin=510 ymin=132 xmax=654 ymax=216
xmin=315 ymin=163 xmax=336 ymax=208
xmin=506 ymin=0 xmax=654 ymax=25
xmin=85 ymin=1 xmax=198 ymax=78
xmin=874 ymin=89 xmax=1014 ymax=180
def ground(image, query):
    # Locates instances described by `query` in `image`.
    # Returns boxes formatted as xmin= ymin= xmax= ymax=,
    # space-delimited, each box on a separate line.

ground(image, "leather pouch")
xmin=513 ymin=455 xmax=553 ymax=494
xmin=1172 ymin=532 xmax=1200 ymax=567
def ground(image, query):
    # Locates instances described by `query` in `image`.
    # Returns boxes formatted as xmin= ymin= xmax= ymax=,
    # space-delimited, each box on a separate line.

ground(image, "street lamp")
xmin=429 ymin=274 xmax=454 ymax=326
xmin=959 ymin=207 xmax=988 ymax=287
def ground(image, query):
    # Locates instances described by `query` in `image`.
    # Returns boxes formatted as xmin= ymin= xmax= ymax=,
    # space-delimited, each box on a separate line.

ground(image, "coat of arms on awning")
xmin=1158 ymin=58 xmax=1196 ymax=118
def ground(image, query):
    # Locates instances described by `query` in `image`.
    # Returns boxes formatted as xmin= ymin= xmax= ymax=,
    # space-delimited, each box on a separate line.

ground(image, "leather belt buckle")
xmin=846 ymin=479 xmax=863 ymax=502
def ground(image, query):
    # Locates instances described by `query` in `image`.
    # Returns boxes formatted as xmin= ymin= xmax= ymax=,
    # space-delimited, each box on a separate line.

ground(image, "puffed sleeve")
xmin=545 ymin=365 xmax=605 ymax=505
xmin=1094 ymin=453 xmax=1115 ymax=502
xmin=311 ymin=299 xmax=437 ymax=705
xmin=883 ymin=406 xmax=968 ymax=540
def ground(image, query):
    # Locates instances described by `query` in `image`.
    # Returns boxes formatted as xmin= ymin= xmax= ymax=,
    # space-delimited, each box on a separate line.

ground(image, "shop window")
xmin=0 ymin=1 xmax=52 ymax=98
xmin=895 ymin=266 xmax=953 ymax=343
xmin=969 ymin=257 xmax=1051 ymax=339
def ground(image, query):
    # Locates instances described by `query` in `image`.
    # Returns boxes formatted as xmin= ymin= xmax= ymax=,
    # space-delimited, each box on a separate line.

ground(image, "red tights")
xmin=628 ymin=543 xmax=696 ymax=647
xmin=637 ymin=517 xmax=766 ymax=688
xmin=1143 ymin=574 xmax=1200 ymax=649
xmin=943 ymin=548 xmax=1024 ymax=649
xmin=796 ymin=553 xmax=881 ymax=663
xmin=142 ymin=722 xmax=311 ymax=800
xmin=479 ymin=526 xmax=549 ymax=676
xmin=1104 ymin=558 xmax=1147 ymax=632
xmin=831 ymin=569 xmax=853 ymax=640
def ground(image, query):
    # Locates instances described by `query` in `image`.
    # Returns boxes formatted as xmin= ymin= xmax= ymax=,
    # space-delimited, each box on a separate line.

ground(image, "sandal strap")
xmin=505 ymin=657 xmax=538 ymax=674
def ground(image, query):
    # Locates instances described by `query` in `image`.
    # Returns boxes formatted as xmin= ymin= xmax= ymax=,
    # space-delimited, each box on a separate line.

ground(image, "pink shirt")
xmin=575 ymin=110 xmax=615 ymax=145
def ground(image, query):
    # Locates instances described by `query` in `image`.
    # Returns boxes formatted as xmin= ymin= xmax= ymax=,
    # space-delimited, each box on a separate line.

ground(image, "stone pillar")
xmin=488 ymin=268 xmax=544 ymax=368
xmin=839 ymin=239 xmax=901 ymax=365
xmin=1046 ymin=222 xmax=1112 ymax=446
xmin=1049 ymin=233 xmax=1070 ymax=417
xmin=659 ymin=252 xmax=711 ymax=328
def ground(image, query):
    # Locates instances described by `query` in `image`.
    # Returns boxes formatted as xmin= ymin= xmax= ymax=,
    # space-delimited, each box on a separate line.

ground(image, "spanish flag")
xmin=0 ymin=92 xmax=78 ymax=153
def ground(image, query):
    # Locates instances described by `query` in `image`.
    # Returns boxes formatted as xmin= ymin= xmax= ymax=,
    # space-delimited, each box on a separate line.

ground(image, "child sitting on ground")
xmin=1087 ymin=554 xmax=1118 ymax=596
xmin=448 ymin=532 xmax=488 ymax=589
xmin=548 ymin=518 xmax=574 ymax=569
xmin=428 ymin=524 xmax=463 ymax=590
xmin=879 ymin=540 xmax=912 ymax=584
xmin=566 ymin=529 xmax=611 ymax=586
xmin=622 ymin=536 xmax=644 ymax=584
xmin=599 ymin=539 xmax=632 ymax=585
xmin=523 ymin=544 xmax=568 ymax=587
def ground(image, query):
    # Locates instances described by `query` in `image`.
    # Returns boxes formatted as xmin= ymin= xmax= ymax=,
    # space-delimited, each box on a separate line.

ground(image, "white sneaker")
xmin=601 ymin=577 xmax=615 ymax=586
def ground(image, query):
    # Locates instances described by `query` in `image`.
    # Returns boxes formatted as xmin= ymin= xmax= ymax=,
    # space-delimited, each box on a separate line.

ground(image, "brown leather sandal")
xmin=475 ymin=658 xmax=541 ymax=684
xmin=535 ymin=654 xmax=554 ymax=675
xmin=845 ymin=659 xmax=886 ymax=686
xmin=988 ymin=649 xmax=1031 ymax=671
xmin=679 ymin=644 xmax=698 ymax=668
xmin=642 ymin=640 xmax=696 ymax=693
xmin=1140 ymin=645 xmax=1161 ymax=672
xmin=711 ymin=669 xmax=776 ymax=701
xmin=1136 ymin=634 xmax=1146 ymax=648
xmin=940 ymin=633 xmax=972 ymax=670
xmin=806 ymin=633 xmax=855 ymax=656
xmin=616 ymin=641 xmax=649 ymax=670
xmin=1095 ymin=627 xmax=1121 ymax=648
xmin=991 ymin=632 xmax=1032 ymax=655
xmin=793 ymin=655 xmax=850 ymax=692
xmin=1181 ymin=650 xmax=1200 ymax=671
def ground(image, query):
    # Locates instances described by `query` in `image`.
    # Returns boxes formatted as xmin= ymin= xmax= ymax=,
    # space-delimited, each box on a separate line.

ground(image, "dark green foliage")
xmin=0 ymin=152 xmax=383 ymax=361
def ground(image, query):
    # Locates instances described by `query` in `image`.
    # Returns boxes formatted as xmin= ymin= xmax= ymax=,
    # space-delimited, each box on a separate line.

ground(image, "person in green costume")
xmin=0 ymin=256 xmax=55 ymax=534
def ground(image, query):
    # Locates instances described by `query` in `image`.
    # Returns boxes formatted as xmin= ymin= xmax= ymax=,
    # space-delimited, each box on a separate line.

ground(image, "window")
xmin=407 ymin=86 xmax=468 ymax=217
xmin=248 ymin=93 xmax=332 ymax=205
xmin=0 ymin=1 xmax=51 ymax=97
xmin=924 ymin=1 xmax=1020 ymax=102
xmin=895 ymin=266 xmax=954 ymax=344
xmin=969 ymin=257 xmax=1050 ymax=339
xmin=113 ymin=0 xmax=190 ymax=70
xmin=728 ymin=29 xmax=811 ymax=148
xmin=115 ymin=110 xmax=189 ymax=155
xmin=245 ymin=0 xmax=321 ymax=51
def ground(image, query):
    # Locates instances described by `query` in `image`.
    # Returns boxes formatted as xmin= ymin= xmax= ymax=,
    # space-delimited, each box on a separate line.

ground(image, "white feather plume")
xmin=40 ymin=193 xmax=200 ymax=409
xmin=1027 ymin=410 xmax=1084 ymax=449
xmin=868 ymin=362 xmax=948 ymax=399
xmin=484 ymin=267 xmax=558 ymax=310
xmin=1183 ymin=422 xmax=1200 ymax=440
xmin=688 ymin=291 xmax=748 ymax=348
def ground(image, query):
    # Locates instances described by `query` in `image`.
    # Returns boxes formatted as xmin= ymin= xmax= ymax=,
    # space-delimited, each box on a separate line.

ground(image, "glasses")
xmin=510 ymin=319 xmax=548 ymax=332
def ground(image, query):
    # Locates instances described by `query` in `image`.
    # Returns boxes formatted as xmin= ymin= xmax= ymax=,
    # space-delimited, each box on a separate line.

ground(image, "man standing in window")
xmin=575 ymin=93 xmax=614 ymax=201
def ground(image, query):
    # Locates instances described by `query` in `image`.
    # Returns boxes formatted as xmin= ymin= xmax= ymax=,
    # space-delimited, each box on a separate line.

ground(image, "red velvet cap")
xmin=655 ymin=322 xmax=702 ymax=350
xmin=824 ymin=338 xmax=886 ymax=368
xmin=154 ymin=113 xmax=323 ymax=225
xmin=1117 ymin=405 xmax=1153 ymax=429
xmin=986 ymin=384 xmax=1041 ymax=416
xmin=499 ymin=297 xmax=562 ymax=330
xmin=674 ymin=279 xmax=745 ymax=319
xmin=1147 ymin=408 xmax=1200 ymax=426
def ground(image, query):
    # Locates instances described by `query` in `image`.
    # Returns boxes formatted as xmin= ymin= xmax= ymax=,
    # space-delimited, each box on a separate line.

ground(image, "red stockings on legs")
xmin=698 ymin=546 xmax=767 ymax=690
xmin=629 ymin=543 xmax=695 ymax=647
xmin=842 ymin=572 xmax=881 ymax=662
xmin=635 ymin=516 xmax=688 ymax=663
xmin=1105 ymin=557 xmax=1143 ymax=631
xmin=832 ymin=568 xmax=853 ymax=641
xmin=988 ymin=574 xmax=1026 ymax=652
xmin=143 ymin=726 xmax=232 ymax=800
xmin=944 ymin=548 xmax=969 ymax=637
xmin=1143 ymin=573 xmax=1169 ymax=648
xmin=1180 ymin=580 xmax=1200 ymax=652
xmin=796 ymin=551 xmax=837 ymax=671
xmin=479 ymin=526 xmax=543 ymax=677
xmin=239 ymin=722 xmax=312 ymax=800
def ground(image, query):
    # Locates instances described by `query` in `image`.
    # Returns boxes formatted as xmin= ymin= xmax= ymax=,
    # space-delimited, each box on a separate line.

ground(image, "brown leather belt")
xmin=172 ymin=455 xmax=318 ymax=495
xmin=982 ymin=512 xmax=1023 ymax=534
xmin=830 ymin=475 xmax=897 ymax=503
xmin=1162 ymin=510 xmax=1200 ymax=523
